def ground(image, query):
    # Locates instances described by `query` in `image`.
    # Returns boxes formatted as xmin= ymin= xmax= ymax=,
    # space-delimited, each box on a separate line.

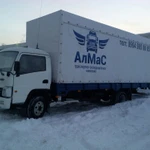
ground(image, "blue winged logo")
xmin=73 ymin=30 xmax=85 ymax=46
xmin=99 ymin=39 xmax=109 ymax=49
xmin=73 ymin=30 xmax=109 ymax=53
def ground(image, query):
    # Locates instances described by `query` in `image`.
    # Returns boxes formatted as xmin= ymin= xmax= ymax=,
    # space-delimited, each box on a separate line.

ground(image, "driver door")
xmin=12 ymin=53 xmax=50 ymax=104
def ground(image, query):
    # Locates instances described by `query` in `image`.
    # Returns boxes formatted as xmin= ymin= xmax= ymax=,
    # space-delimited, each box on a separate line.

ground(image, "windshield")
xmin=0 ymin=51 xmax=18 ymax=72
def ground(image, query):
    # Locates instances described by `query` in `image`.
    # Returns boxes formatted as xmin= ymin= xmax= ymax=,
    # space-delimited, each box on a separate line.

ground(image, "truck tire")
xmin=27 ymin=96 xmax=46 ymax=119
xmin=100 ymin=91 xmax=128 ymax=105
xmin=100 ymin=94 xmax=116 ymax=106
xmin=115 ymin=91 xmax=127 ymax=103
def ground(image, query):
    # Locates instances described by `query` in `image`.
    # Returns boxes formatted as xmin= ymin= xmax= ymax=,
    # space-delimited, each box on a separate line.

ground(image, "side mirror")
xmin=14 ymin=61 xmax=20 ymax=77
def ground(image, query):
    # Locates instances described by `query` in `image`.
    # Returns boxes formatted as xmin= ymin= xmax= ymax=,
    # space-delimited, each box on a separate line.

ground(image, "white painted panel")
xmin=59 ymin=21 xmax=150 ymax=83
xmin=26 ymin=10 xmax=62 ymax=82
xmin=27 ymin=10 xmax=150 ymax=84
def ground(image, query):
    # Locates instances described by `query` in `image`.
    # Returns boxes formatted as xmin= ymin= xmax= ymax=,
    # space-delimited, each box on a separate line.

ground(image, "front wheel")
xmin=27 ymin=96 xmax=46 ymax=119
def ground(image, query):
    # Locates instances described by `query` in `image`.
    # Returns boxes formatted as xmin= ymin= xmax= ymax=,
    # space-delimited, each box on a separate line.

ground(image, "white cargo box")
xmin=27 ymin=10 xmax=150 ymax=84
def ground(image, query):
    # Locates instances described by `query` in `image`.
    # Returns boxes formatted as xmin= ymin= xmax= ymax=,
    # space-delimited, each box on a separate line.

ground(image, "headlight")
xmin=2 ymin=87 xmax=12 ymax=98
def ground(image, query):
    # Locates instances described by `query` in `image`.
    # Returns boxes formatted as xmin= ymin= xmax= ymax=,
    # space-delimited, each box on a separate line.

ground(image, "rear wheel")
xmin=26 ymin=96 xmax=46 ymax=119
xmin=99 ymin=90 xmax=129 ymax=105
xmin=99 ymin=94 xmax=116 ymax=106
xmin=115 ymin=91 xmax=128 ymax=103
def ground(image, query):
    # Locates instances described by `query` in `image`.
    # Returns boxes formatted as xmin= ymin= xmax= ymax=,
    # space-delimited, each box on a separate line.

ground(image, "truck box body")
xmin=27 ymin=10 xmax=150 ymax=85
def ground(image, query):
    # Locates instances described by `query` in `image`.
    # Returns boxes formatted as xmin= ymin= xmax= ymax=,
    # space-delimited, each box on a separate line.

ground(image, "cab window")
xmin=20 ymin=55 xmax=46 ymax=74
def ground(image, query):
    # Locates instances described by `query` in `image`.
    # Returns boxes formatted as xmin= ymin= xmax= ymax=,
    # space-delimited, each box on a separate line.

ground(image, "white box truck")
xmin=0 ymin=10 xmax=150 ymax=118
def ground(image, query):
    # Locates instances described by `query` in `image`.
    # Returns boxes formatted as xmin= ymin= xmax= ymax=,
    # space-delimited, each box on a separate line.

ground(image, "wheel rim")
xmin=100 ymin=99 xmax=111 ymax=103
xmin=34 ymin=101 xmax=44 ymax=116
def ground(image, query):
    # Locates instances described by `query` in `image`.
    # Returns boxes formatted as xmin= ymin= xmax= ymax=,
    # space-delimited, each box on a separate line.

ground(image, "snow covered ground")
xmin=1 ymin=89 xmax=150 ymax=150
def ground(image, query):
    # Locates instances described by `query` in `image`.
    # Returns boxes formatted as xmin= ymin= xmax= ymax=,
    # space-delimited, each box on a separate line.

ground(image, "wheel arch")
xmin=24 ymin=89 xmax=51 ymax=107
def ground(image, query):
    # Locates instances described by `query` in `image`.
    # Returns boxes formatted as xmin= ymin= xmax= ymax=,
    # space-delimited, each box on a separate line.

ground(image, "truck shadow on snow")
xmin=47 ymin=100 xmax=102 ymax=116
xmin=47 ymin=91 xmax=150 ymax=116
xmin=0 ymin=100 xmax=102 ymax=119
xmin=0 ymin=91 xmax=149 ymax=118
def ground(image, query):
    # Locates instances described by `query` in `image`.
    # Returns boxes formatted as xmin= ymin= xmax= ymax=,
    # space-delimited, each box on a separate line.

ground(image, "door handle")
xmin=43 ymin=79 xmax=48 ymax=84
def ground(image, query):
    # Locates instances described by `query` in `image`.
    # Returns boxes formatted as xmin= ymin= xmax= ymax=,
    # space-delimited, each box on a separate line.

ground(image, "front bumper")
xmin=0 ymin=97 xmax=11 ymax=109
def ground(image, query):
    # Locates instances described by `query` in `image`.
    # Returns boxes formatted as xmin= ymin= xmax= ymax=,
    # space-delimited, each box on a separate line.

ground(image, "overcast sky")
xmin=0 ymin=0 xmax=150 ymax=45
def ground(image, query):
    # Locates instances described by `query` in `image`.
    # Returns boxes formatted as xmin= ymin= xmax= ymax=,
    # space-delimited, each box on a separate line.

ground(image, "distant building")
xmin=138 ymin=33 xmax=150 ymax=39
xmin=0 ymin=43 xmax=27 ymax=50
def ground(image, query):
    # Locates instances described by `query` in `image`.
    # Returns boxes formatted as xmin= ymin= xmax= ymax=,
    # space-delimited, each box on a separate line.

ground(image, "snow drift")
xmin=0 ymin=90 xmax=150 ymax=150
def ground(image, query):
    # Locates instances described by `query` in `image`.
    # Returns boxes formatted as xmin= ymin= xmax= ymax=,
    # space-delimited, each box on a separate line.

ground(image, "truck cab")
xmin=0 ymin=47 xmax=51 ymax=118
